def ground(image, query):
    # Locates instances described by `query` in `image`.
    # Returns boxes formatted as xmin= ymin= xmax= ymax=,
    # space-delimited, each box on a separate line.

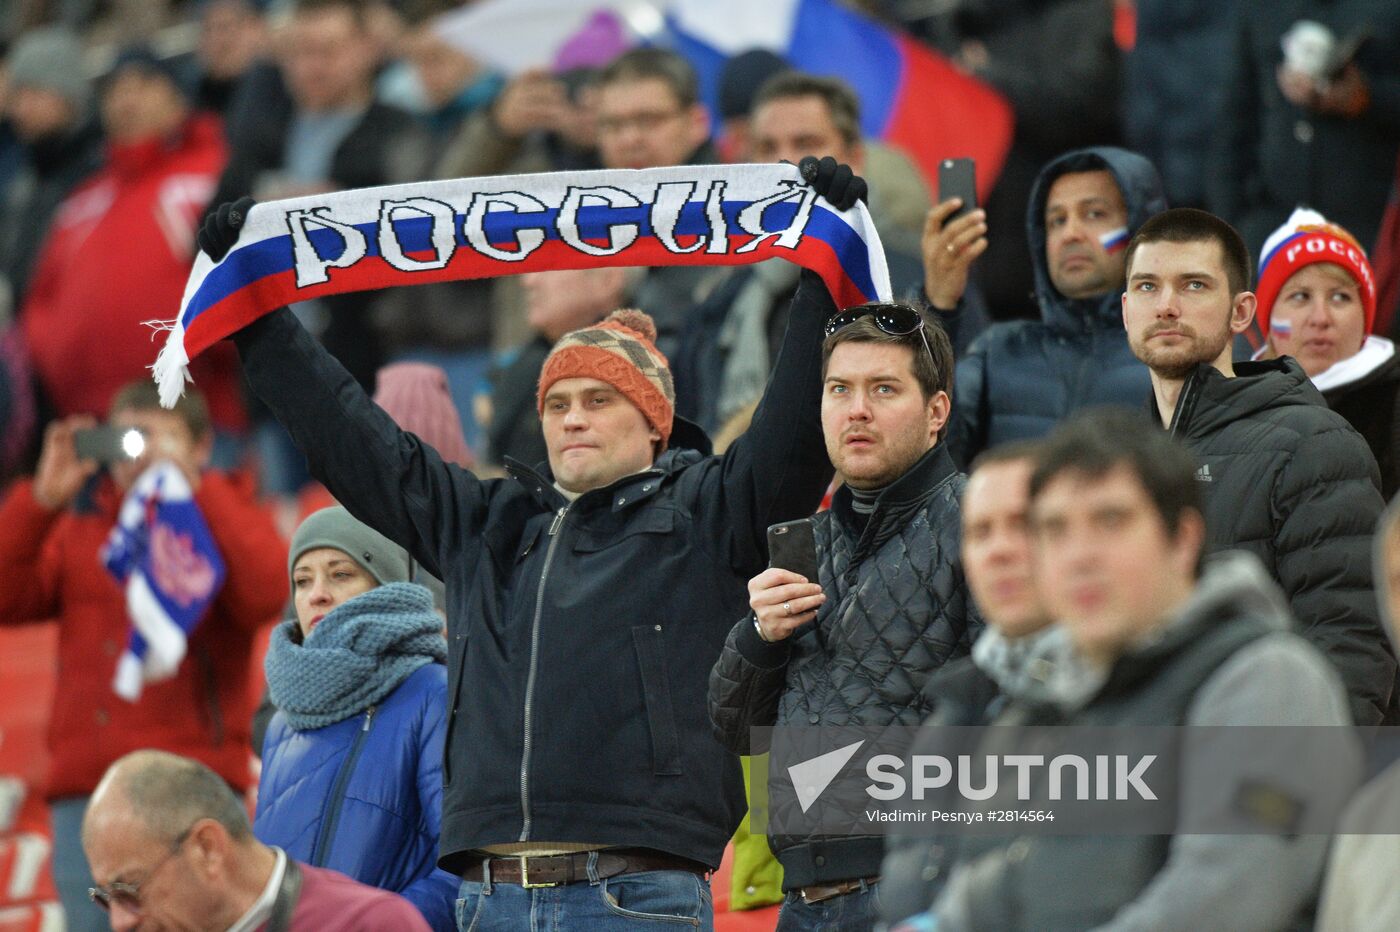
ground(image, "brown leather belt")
xmin=460 ymin=849 xmax=708 ymax=888
xmin=797 ymin=876 xmax=879 ymax=905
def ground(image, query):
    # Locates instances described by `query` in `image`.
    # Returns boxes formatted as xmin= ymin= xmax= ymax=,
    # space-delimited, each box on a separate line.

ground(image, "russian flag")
xmin=666 ymin=0 xmax=1013 ymax=202
xmin=1098 ymin=225 xmax=1129 ymax=254
xmin=434 ymin=0 xmax=1014 ymax=201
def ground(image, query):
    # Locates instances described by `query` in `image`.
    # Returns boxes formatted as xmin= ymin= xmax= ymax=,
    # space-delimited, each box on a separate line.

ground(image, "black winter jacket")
xmin=707 ymin=443 xmax=982 ymax=887
xmin=234 ymin=271 xmax=836 ymax=873
xmin=947 ymin=147 xmax=1164 ymax=468
xmin=1165 ymin=358 xmax=1396 ymax=724
xmin=1321 ymin=348 xmax=1400 ymax=500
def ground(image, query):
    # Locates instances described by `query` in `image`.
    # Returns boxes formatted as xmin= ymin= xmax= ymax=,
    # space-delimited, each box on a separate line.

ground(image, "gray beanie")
xmin=288 ymin=506 xmax=411 ymax=589
xmin=6 ymin=27 xmax=91 ymax=114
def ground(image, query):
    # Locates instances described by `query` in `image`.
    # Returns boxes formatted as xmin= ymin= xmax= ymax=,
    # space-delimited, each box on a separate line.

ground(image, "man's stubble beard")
xmin=1133 ymin=323 xmax=1233 ymax=381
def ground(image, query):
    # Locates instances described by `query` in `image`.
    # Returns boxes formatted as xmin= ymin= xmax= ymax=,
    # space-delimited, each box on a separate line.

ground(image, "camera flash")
xmin=121 ymin=429 xmax=146 ymax=459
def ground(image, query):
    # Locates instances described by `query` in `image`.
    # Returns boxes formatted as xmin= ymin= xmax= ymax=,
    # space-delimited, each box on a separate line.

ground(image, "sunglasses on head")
xmin=824 ymin=305 xmax=936 ymax=367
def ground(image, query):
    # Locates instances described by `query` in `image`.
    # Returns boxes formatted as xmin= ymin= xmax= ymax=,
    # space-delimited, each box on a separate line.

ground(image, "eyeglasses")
xmin=595 ymin=108 xmax=685 ymax=136
xmin=824 ymin=305 xmax=937 ymax=369
xmin=88 ymin=826 xmax=194 ymax=914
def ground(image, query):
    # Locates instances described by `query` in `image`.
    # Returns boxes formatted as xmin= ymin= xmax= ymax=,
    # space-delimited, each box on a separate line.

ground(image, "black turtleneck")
xmin=847 ymin=484 xmax=884 ymax=534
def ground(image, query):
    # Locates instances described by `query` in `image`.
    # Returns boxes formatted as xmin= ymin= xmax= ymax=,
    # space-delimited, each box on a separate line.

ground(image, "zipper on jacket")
xmin=1167 ymin=368 xmax=1203 ymax=439
xmin=310 ymin=706 xmax=376 ymax=866
xmin=519 ymin=505 xmax=570 ymax=840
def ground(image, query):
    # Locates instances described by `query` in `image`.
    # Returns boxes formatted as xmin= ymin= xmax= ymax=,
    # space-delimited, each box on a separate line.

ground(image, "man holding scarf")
xmin=0 ymin=380 xmax=287 ymax=931
xmin=201 ymin=159 xmax=864 ymax=929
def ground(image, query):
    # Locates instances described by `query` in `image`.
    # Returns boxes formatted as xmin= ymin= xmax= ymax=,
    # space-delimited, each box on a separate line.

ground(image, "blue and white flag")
xmin=101 ymin=462 xmax=225 ymax=701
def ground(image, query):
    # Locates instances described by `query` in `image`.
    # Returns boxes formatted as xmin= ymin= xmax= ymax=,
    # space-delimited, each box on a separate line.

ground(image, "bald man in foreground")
xmin=81 ymin=750 xmax=429 ymax=932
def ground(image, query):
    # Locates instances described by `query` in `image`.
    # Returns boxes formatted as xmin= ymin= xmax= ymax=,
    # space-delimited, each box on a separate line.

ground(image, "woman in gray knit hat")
xmin=252 ymin=506 xmax=457 ymax=931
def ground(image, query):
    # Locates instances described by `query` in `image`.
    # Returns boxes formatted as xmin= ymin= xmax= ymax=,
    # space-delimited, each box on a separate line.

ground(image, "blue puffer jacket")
xmin=254 ymin=663 xmax=457 ymax=932
xmin=947 ymin=147 xmax=1167 ymax=467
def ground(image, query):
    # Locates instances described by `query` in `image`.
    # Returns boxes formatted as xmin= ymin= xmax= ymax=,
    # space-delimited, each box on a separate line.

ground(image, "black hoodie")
xmin=947 ymin=146 xmax=1167 ymax=467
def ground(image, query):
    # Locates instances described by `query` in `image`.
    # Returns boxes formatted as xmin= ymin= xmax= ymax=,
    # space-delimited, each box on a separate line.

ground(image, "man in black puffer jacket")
xmin=934 ymin=146 xmax=1166 ymax=467
xmin=1123 ymin=207 xmax=1397 ymax=725
xmin=708 ymin=306 xmax=982 ymax=930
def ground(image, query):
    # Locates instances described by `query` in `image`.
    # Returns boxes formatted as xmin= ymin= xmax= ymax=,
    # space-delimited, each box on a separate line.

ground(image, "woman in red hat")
xmin=1256 ymin=208 xmax=1400 ymax=497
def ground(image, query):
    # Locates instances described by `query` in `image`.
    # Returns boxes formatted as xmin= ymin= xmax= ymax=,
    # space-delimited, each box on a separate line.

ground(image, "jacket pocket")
xmin=572 ymin=508 xmax=674 ymax=552
xmin=631 ymin=625 xmax=682 ymax=775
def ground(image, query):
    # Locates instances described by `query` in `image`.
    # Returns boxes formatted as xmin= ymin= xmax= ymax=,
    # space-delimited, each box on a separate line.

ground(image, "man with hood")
xmin=929 ymin=146 xmax=1165 ymax=467
xmin=1122 ymin=207 xmax=1396 ymax=726
xmin=925 ymin=409 xmax=1360 ymax=931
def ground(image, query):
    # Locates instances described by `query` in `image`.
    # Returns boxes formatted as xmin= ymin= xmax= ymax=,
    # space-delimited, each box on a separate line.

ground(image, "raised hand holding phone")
xmin=924 ymin=158 xmax=988 ymax=311
xmin=752 ymin=518 xmax=825 ymax=643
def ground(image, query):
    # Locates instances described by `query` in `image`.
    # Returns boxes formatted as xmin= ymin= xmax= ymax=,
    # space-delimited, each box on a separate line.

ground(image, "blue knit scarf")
xmin=265 ymin=582 xmax=446 ymax=731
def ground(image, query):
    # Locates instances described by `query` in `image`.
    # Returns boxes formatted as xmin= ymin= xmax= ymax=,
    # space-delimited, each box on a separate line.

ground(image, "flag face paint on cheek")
xmin=1099 ymin=226 xmax=1129 ymax=254
xmin=155 ymin=163 xmax=894 ymax=406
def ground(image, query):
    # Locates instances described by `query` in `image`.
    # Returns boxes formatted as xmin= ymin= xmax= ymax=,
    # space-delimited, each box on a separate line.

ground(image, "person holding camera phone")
xmin=924 ymin=147 xmax=1168 ymax=469
xmin=0 ymin=379 xmax=286 ymax=931
xmin=708 ymin=301 xmax=983 ymax=931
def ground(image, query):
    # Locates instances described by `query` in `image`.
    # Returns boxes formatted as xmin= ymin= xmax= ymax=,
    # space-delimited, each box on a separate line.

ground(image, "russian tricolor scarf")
xmin=101 ymin=462 xmax=226 ymax=701
xmin=154 ymin=163 xmax=891 ymax=403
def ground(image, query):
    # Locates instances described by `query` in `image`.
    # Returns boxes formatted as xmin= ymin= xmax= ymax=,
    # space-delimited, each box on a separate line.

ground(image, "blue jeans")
xmin=455 ymin=861 xmax=712 ymax=931
xmin=50 ymin=795 xmax=107 ymax=932
xmin=776 ymin=881 xmax=880 ymax=932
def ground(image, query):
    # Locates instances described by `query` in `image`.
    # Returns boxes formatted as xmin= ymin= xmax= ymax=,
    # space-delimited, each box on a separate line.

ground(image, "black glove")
xmin=798 ymin=156 xmax=868 ymax=212
xmin=197 ymin=196 xmax=256 ymax=262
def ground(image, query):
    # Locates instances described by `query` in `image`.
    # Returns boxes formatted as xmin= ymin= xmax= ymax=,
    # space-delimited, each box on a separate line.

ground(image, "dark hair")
xmin=108 ymin=378 xmax=211 ymax=442
xmin=1029 ymin=408 xmax=1203 ymax=545
xmin=1125 ymin=208 xmax=1252 ymax=297
xmin=752 ymin=72 xmax=861 ymax=146
xmin=821 ymin=305 xmax=954 ymax=437
xmin=969 ymin=439 xmax=1043 ymax=476
xmin=597 ymin=48 xmax=699 ymax=108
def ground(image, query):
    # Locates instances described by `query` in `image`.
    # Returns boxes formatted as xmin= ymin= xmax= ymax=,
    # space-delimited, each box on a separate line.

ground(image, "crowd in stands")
xmin=0 ymin=1 xmax=1399 ymax=930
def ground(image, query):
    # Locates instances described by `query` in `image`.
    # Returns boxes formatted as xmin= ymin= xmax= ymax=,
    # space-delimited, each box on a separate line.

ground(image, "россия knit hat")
xmin=288 ymin=506 xmax=410 ymax=589
xmin=1256 ymin=207 xmax=1377 ymax=337
xmin=536 ymin=308 xmax=676 ymax=449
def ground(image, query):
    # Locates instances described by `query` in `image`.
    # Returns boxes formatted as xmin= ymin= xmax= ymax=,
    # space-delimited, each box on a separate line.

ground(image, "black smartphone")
xmin=767 ymin=517 xmax=819 ymax=583
xmin=74 ymin=426 xmax=144 ymax=463
xmin=938 ymin=157 xmax=978 ymax=222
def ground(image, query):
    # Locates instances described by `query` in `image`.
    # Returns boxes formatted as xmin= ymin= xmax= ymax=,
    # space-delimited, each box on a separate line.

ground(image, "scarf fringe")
xmin=151 ymin=320 xmax=192 ymax=408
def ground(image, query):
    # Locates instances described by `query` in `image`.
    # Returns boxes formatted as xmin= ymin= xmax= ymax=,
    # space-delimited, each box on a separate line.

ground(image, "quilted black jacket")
xmin=707 ymin=442 xmax=983 ymax=886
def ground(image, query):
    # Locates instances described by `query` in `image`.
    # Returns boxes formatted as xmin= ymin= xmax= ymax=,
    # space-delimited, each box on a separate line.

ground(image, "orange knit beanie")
xmin=536 ymin=309 xmax=676 ymax=449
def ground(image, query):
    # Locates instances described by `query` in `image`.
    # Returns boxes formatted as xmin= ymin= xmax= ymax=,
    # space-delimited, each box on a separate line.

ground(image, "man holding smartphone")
xmin=708 ymin=304 xmax=983 ymax=931
xmin=923 ymin=147 xmax=1168 ymax=468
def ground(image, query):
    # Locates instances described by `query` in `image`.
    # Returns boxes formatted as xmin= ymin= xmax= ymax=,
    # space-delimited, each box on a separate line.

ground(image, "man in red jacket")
xmin=18 ymin=46 xmax=247 ymax=438
xmin=0 ymin=380 xmax=287 ymax=931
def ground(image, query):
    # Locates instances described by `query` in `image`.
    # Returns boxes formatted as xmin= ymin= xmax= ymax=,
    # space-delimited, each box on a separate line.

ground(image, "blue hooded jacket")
xmin=255 ymin=663 xmax=457 ymax=931
xmin=947 ymin=147 xmax=1167 ymax=466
